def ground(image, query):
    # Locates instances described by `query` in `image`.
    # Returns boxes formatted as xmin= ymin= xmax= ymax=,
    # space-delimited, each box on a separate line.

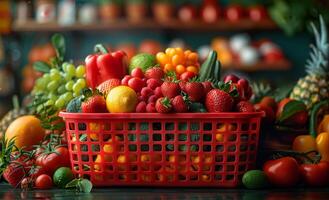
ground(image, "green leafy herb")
xmin=278 ymin=100 xmax=307 ymax=123
xmin=51 ymin=33 xmax=66 ymax=62
xmin=66 ymin=178 xmax=93 ymax=193
xmin=33 ymin=61 xmax=51 ymax=73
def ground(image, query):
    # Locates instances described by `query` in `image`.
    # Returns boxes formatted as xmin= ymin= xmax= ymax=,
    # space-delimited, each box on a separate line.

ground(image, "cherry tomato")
xmin=248 ymin=5 xmax=268 ymax=21
xmin=35 ymin=174 xmax=52 ymax=189
xmin=300 ymin=161 xmax=329 ymax=187
xmin=36 ymin=146 xmax=70 ymax=176
xmin=180 ymin=71 xmax=196 ymax=82
xmin=263 ymin=157 xmax=300 ymax=187
xmin=128 ymin=77 xmax=145 ymax=92
xmin=225 ymin=5 xmax=244 ymax=22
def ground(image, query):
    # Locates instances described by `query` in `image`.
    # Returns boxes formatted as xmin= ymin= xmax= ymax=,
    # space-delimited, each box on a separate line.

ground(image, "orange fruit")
xmin=5 ymin=115 xmax=45 ymax=150
xmin=318 ymin=115 xmax=329 ymax=134
xmin=175 ymin=64 xmax=186 ymax=74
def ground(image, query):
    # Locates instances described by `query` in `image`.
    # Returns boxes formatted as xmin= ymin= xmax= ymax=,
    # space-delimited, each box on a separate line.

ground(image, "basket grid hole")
xmin=69 ymin=122 xmax=75 ymax=130
xmin=215 ymin=165 xmax=223 ymax=171
xmin=240 ymin=134 xmax=249 ymax=142
xmin=203 ymin=122 xmax=212 ymax=131
xmin=215 ymin=174 xmax=222 ymax=181
xmin=139 ymin=122 xmax=150 ymax=131
xmin=226 ymin=175 xmax=235 ymax=181
xmin=178 ymin=122 xmax=187 ymax=131
xmin=239 ymin=154 xmax=247 ymax=161
xmin=203 ymin=145 xmax=212 ymax=152
xmin=190 ymin=134 xmax=200 ymax=142
xmin=165 ymin=133 xmax=175 ymax=141
xmin=215 ymin=155 xmax=224 ymax=162
xmin=128 ymin=134 xmax=136 ymax=141
xmin=129 ymin=144 xmax=137 ymax=151
xmin=78 ymin=123 xmax=87 ymax=131
xmin=153 ymin=134 xmax=162 ymax=141
xmin=241 ymin=123 xmax=250 ymax=131
xmin=228 ymin=145 xmax=236 ymax=152
xmin=178 ymin=134 xmax=187 ymax=141
xmin=251 ymin=134 xmax=257 ymax=141
xmin=128 ymin=122 xmax=136 ymax=130
xmin=226 ymin=165 xmax=235 ymax=172
xmin=240 ymin=144 xmax=248 ymax=152
xmin=216 ymin=145 xmax=224 ymax=152
xmin=227 ymin=155 xmax=236 ymax=162
xmin=152 ymin=122 xmax=162 ymax=130
xmin=228 ymin=134 xmax=237 ymax=142
xmin=165 ymin=122 xmax=175 ymax=130
xmin=238 ymin=165 xmax=247 ymax=171
xmin=178 ymin=174 xmax=187 ymax=181
xmin=250 ymin=144 xmax=256 ymax=151
xmin=190 ymin=122 xmax=200 ymax=131
xmin=203 ymin=134 xmax=212 ymax=141
xmin=251 ymin=123 xmax=257 ymax=130
xmin=153 ymin=144 xmax=162 ymax=151
xmin=178 ymin=144 xmax=187 ymax=152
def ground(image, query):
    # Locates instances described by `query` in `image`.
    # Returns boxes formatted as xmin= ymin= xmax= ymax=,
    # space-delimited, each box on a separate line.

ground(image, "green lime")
xmin=129 ymin=53 xmax=156 ymax=73
xmin=242 ymin=170 xmax=269 ymax=189
xmin=53 ymin=167 xmax=75 ymax=188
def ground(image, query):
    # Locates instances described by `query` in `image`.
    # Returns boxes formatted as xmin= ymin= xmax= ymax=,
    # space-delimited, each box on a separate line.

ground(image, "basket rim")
xmin=59 ymin=111 xmax=264 ymax=119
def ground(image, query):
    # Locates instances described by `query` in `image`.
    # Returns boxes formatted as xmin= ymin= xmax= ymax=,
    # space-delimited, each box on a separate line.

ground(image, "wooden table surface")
xmin=1 ymin=183 xmax=329 ymax=200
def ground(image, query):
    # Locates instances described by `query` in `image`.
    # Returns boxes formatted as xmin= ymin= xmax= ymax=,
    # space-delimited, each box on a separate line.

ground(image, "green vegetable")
xmin=53 ymin=167 xmax=75 ymax=188
xmin=199 ymin=50 xmax=218 ymax=82
xmin=242 ymin=170 xmax=269 ymax=189
xmin=66 ymin=96 xmax=83 ymax=113
xmin=66 ymin=178 xmax=93 ymax=193
xmin=189 ymin=102 xmax=207 ymax=113
xmin=129 ymin=53 xmax=156 ymax=73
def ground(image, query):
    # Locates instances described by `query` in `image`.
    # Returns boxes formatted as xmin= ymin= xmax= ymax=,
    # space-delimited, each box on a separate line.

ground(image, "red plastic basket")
xmin=59 ymin=112 xmax=263 ymax=187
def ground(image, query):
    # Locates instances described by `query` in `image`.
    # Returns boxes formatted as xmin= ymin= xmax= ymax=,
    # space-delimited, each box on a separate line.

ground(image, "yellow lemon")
xmin=106 ymin=86 xmax=137 ymax=113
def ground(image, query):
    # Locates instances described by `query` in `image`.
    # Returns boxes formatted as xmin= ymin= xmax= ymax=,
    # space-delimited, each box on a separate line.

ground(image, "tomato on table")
xmin=35 ymin=174 xmax=53 ymax=189
xmin=300 ymin=161 xmax=329 ymax=186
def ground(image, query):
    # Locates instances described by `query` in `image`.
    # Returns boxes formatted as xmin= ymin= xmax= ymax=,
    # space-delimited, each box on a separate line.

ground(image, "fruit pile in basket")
xmin=65 ymin=45 xmax=254 ymax=114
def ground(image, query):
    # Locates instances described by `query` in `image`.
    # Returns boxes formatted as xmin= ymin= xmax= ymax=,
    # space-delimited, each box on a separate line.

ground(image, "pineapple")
xmin=290 ymin=16 xmax=329 ymax=109
xmin=0 ymin=96 xmax=30 ymax=140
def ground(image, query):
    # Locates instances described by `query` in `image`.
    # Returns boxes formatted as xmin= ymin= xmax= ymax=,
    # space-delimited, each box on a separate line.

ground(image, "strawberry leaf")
xmin=278 ymin=100 xmax=307 ymax=123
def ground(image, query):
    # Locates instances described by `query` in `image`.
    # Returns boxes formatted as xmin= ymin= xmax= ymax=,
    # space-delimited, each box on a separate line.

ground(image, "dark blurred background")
xmin=0 ymin=0 xmax=328 ymax=116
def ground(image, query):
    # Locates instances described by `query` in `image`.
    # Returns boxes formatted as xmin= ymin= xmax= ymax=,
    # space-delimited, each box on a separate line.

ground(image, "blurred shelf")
xmin=11 ymin=19 xmax=277 ymax=32
xmin=222 ymin=60 xmax=291 ymax=72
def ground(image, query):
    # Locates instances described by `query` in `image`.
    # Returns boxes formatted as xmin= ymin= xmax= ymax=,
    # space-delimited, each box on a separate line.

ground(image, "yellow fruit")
xmin=316 ymin=132 xmax=329 ymax=162
xmin=106 ymin=86 xmax=138 ymax=113
xmin=5 ymin=115 xmax=45 ymax=150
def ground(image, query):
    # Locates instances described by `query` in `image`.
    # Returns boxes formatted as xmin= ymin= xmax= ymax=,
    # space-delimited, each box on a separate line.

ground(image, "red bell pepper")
xmin=85 ymin=44 xmax=127 ymax=88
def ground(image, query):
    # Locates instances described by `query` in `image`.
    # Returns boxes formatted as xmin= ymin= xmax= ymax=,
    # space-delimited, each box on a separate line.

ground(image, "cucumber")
xmin=242 ymin=170 xmax=269 ymax=189
xmin=212 ymin=60 xmax=221 ymax=82
xmin=200 ymin=50 xmax=217 ymax=81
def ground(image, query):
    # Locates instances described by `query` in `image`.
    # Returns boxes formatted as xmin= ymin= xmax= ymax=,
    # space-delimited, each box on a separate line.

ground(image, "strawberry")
xmin=155 ymin=97 xmax=172 ymax=113
xmin=179 ymin=81 xmax=187 ymax=92
xmin=147 ymin=78 xmax=162 ymax=90
xmin=171 ymin=95 xmax=188 ymax=113
xmin=131 ymin=67 xmax=144 ymax=79
xmin=3 ymin=163 xmax=26 ymax=188
xmin=161 ymin=81 xmax=180 ymax=99
xmin=223 ymin=74 xmax=239 ymax=83
xmin=145 ymin=67 xmax=165 ymax=80
xmin=82 ymin=94 xmax=107 ymax=113
xmin=146 ymin=102 xmax=156 ymax=113
xmin=97 ymin=78 xmax=121 ymax=96
xmin=202 ymin=81 xmax=213 ymax=95
xmin=205 ymin=85 xmax=235 ymax=112
xmin=136 ymin=101 xmax=147 ymax=113
xmin=185 ymin=81 xmax=204 ymax=102
xmin=235 ymin=101 xmax=255 ymax=112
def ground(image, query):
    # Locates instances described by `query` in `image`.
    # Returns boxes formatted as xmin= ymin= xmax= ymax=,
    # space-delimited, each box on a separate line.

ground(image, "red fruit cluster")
xmin=223 ymin=74 xmax=252 ymax=101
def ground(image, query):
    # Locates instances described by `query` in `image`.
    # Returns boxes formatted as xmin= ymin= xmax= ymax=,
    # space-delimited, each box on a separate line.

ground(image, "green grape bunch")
xmin=31 ymin=34 xmax=87 ymax=113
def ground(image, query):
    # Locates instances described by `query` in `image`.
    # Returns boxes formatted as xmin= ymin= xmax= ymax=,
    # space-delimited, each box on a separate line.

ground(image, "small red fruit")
xmin=128 ymin=77 xmax=145 ymax=92
xmin=136 ymin=101 xmax=147 ymax=113
xmin=131 ymin=67 xmax=144 ymax=78
xmin=205 ymin=89 xmax=234 ymax=112
xmin=146 ymin=102 xmax=156 ymax=113
xmin=82 ymin=95 xmax=107 ymax=113
xmin=235 ymin=101 xmax=255 ymax=112
xmin=185 ymin=81 xmax=204 ymax=102
xmin=225 ymin=4 xmax=244 ymax=22
xmin=145 ymin=67 xmax=165 ymax=80
xmin=180 ymin=71 xmax=196 ymax=82
xmin=202 ymin=81 xmax=213 ymax=95
xmin=223 ymin=74 xmax=239 ymax=83
xmin=147 ymin=78 xmax=162 ymax=90
xmin=148 ymin=95 xmax=158 ymax=103
xmin=141 ymin=87 xmax=154 ymax=98
xmin=121 ymin=75 xmax=132 ymax=86
xmin=3 ymin=163 xmax=26 ymax=188
xmin=277 ymin=98 xmax=308 ymax=126
xmin=35 ymin=174 xmax=53 ymax=190
xmin=248 ymin=5 xmax=268 ymax=21
xmin=161 ymin=81 xmax=180 ymax=99
xmin=154 ymin=86 xmax=163 ymax=98
xmin=254 ymin=103 xmax=275 ymax=124
xmin=155 ymin=97 xmax=172 ymax=113
xmin=172 ymin=95 xmax=188 ymax=113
